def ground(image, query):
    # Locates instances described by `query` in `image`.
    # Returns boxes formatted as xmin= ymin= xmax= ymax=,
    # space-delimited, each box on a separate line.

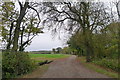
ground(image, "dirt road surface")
xmin=41 ymin=55 xmax=109 ymax=78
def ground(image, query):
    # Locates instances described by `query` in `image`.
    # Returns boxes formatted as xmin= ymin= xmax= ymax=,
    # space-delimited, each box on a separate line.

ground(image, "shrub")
xmin=92 ymin=58 xmax=118 ymax=72
xmin=2 ymin=51 xmax=36 ymax=78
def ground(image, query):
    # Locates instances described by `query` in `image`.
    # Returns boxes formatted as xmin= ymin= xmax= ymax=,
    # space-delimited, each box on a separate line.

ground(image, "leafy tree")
xmin=105 ymin=22 xmax=119 ymax=57
xmin=1 ymin=2 xmax=17 ymax=49
xmin=12 ymin=1 xmax=41 ymax=51
xmin=67 ymin=32 xmax=85 ymax=56
xmin=1 ymin=1 xmax=43 ymax=51
xmin=62 ymin=47 xmax=71 ymax=54
xmin=52 ymin=48 xmax=56 ymax=54
xmin=56 ymin=47 xmax=62 ymax=54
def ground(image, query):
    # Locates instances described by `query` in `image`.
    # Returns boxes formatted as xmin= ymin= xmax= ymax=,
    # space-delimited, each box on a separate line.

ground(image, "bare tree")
xmin=42 ymin=2 xmax=111 ymax=62
xmin=116 ymin=1 xmax=120 ymax=19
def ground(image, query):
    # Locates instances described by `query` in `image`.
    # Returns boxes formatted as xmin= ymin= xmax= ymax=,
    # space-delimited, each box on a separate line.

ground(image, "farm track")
xmin=41 ymin=55 xmax=109 ymax=78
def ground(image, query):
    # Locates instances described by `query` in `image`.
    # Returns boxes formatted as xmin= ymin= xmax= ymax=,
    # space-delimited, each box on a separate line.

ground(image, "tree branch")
xmin=28 ymin=5 xmax=41 ymax=22
xmin=18 ymin=0 xmax=23 ymax=11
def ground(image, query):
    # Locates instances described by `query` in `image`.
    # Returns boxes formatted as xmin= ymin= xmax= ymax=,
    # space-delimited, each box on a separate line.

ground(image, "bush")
xmin=105 ymin=45 xmax=118 ymax=58
xmin=92 ymin=58 xmax=118 ymax=72
xmin=2 ymin=51 xmax=36 ymax=78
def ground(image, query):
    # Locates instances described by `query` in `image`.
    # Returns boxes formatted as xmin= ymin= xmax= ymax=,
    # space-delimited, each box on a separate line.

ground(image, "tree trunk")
xmin=12 ymin=2 xmax=29 ymax=51
xmin=12 ymin=21 xmax=21 ymax=51
xmin=19 ymin=41 xmax=29 ymax=51
xmin=83 ymin=28 xmax=93 ymax=62
xmin=85 ymin=40 xmax=93 ymax=62
xmin=6 ymin=22 xmax=14 ymax=50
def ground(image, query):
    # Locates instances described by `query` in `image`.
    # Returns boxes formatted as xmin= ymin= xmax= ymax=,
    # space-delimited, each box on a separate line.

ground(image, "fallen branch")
xmin=38 ymin=60 xmax=53 ymax=66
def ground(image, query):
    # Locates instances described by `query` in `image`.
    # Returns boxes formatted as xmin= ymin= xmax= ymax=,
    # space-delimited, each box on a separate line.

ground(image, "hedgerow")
xmin=2 ymin=51 xmax=36 ymax=78
xmin=92 ymin=58 xmax=118 ymax=72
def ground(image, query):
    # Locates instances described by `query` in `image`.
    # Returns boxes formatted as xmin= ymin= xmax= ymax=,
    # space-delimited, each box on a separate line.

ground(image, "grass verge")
xmin=21 ymin=65 xmax=49 ymax=78
xmin=77 ymin=57 xmax=118 ymax=78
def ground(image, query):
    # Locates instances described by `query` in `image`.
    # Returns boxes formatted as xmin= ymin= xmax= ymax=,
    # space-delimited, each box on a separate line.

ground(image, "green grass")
xmin=29 ymin=54 xmax=70 ymax=64
xmin=29 ymin=54 xmax=70 ymax=59
xmin=77 ymin=57 xmax=118 ymax=78
xmin=21 ymin=65 xmax=49 ymax=78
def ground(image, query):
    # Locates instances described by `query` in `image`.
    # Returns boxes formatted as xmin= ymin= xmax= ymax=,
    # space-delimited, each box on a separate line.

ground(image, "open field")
xmin=29 ymin=54 xmax=70 ymax=61
xmin=29 ymin=53 xmax=71 ymax=67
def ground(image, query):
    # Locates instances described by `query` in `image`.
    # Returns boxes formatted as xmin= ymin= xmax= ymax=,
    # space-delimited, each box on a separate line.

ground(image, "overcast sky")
xmin=15 ymin=0 xmax=119 ymax=51
xmin=25 ymin=30 xmax=67 ymax=51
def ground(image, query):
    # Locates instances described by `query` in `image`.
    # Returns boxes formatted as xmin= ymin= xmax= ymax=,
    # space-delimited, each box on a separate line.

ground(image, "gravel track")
xmin=42 ymin=55 xmax=109 ymax=78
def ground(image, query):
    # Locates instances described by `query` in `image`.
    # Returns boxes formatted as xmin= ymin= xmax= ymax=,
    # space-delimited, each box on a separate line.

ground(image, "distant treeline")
xmin=30 ymin=51 xmax=52 ymax=54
